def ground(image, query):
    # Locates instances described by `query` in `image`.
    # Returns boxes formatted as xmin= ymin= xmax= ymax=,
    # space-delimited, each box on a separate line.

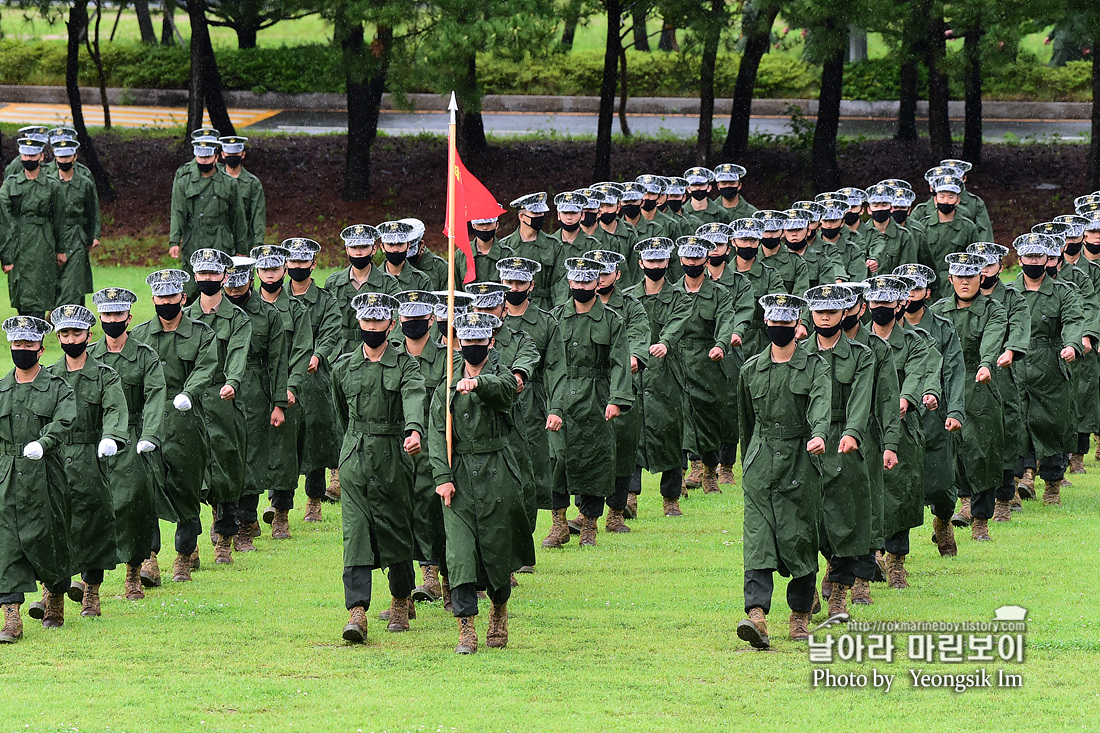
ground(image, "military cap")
xmin=892 ymin=263 xmax=936 ymax=288
xmin=945 ymin=252 xmax=985 ymax=277
xmin=396 ymin=290 xmax=438 ymax=318
xmin=781 ymin=209 xmax=809 ymax=230
xmin=497 ymin=256 xmax=542 ymax=282
xmin=713 ymin=163 xmax=747 ymax=183
xmin=634 ymin=237 xmax=675 ymax=261
xmin=590 ymin=183 xmax=622 ymax=205
xmin=814 ymin=197 xmax=846 ymax=221
xmin=465 ymin=281 xmax=510 ymax=309
xmin=834 ymin=187 xmax=868 ymax=206
xmin=574 ymin=188 xmax=602 ymax=210
xmin=92 ymin=287 xmax=138 ymax=314
xmin=1077 ymin=201 xmax=1100 ymax=221
xmin=16 ymin=137 xmax=45 ymax=156
xmin=940 ymin=158 xmax=973 ymax=174
xmin=3 ymin=315 xmax=52 ymax=343
xmin=454 ymin=312 xmax=501 ymax=341
xmin=1032 ymin=221 xmax=1070 ymax=239
xmin=676 ymin=236 xmax=710 ymax=259
xmin=892 ymin=187 xmax=917 ymax=208
xmin=191 ymin=127 xmax=221 ymax=141
xmin=930 ymin=175 xmax=962 ymax=194
xmin=50 ymin=304 xmax=96 ymax=332
xmin=146 ymin=269 xmax=190 ymax=297
xmin=376 ymin=220 xmax=415 ymax=245
xmin=470 ymin=214 xmax=500 ymax=226
xmin=282 ymin=237 xmax=321 ymax=261
xmin=48 ymin=127 xmax=78 ymax=145
xmin=966 ymin=242 xmax=1009 ymax=263
xmin=218 ymin=136 xmax=248 ymax=154
xmin=804 ymin=284 xmax=857 ymax=311
xmin=664 ymin=177 xmax=688 ymax=195
xmin=400 ymin=217 xmax=427 ymax=256
xmin=844 ymin=280 xmax=871 ymax=299
xmin=752 ymin=210 xmax=788 ymax=233
xmin=51 ymin=140 xmax=79 ymax=157
xmin=877 ymin=178 xmax=912 ymax=190
xmin=865 ymin=183 xmax=896 ymax=205
xmin=432 ymin=291 xmax=476 ymax=320
xmin=251 ymin=245 xmax=290 ymax=269
xmin=814 ymin=191 xmax=846 ymax=205
xmin=565 ymin=257 xmax=602 ymax=283
xmin=554 ymin=191 xmax=589 ymax=213
xmin=1053 ymin=215 xmax=1090 ymax=239
xmin=584 ymin=249 xmax=626 ymax=274
xmin=790 ymin=200 xmax=826 ymax=222
xmin=510 ymin=192 xmax=550 ymax=214
xmin=226 ymin=256 xmax=256 ymax=288
xmin=683 ymin=166 xmax=715 ymax=185
xmin=1083 ymin=210 xmax=1100 ymax=232
xmin=634 ymin=174 xmax=668 ymax=195
xmin=862 ymin=276 xmax=909 ymax=302
xmin=1014 ymin=233 xmax=1060 ymax=257
xmin=925 ymin=165 xmax=964 ymax=183
xmin=695 ymin=222 xmax=733 ymax=244
xmin=759 ymin=293 xmax=806 ymax=322
xmin=191 ymin=137 xmax=220 ymax=158
xmin=352 ymin=292 xmax=399 ymax=321
xmin=341 ymin=224 xmax=380 ymax=247
xmin=730 ymin=217 xmax=764 ymax=239
xmin=17 ymin=125 xmax=49 ymax=144
xmin=1073 ymin=193 xmax=1100 ymax=212
xmin=190 ymin=248 xmax=234 ymax=274
xmin=618 ymin=182 xmax=646 ymax=203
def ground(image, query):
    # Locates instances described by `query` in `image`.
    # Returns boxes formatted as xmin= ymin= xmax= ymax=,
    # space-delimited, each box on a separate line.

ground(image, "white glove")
xmin=23 ymin=441 xmax=44 ymax=460
xmin=97 ymin=438 xmax=118 ymax=458
xmin=136 ymin=440 xmax=157 ymax=454
xmin=173 ymin=393 xmax=192 ymax=412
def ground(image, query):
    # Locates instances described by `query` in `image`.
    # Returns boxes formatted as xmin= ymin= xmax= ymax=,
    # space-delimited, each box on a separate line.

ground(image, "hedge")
xmin=0 ymin=40 xmax=1091 ymax=102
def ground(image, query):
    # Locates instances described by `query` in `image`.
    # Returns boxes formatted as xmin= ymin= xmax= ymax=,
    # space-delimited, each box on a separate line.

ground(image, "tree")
xmin=593 ymin=0 xmax=623 ymax=180
xmin=184 ymin=0 xmax=236 ymax=140
xmin=134 ymin=0 xmax=157 ymax=43
xmin=925 ymin=2 xmax=951 ymax=159
xmin=65 ymin=1 xmax=115 ymax=201
xmin=199 ymin=0 xmax=317 ymax=49
xmin=722 ymin=0 xmax=782 ymax=159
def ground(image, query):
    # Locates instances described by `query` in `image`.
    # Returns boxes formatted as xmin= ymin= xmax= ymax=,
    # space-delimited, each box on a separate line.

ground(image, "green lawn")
xmin=0 ymin=265 xmax=1099 ymax=730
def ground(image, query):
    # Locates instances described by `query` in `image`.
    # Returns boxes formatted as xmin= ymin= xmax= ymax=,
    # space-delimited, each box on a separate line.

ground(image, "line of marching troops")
xmin=2 ymin=128 xmax=1099 ymax=654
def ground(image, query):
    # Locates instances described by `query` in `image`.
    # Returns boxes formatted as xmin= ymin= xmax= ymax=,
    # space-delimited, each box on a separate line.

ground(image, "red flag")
xmin=444 ymin=150 xmax=505 ymax=284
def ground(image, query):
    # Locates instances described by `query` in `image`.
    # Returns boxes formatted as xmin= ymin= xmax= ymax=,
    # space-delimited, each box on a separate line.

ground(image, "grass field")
xmin=1 ymin=264 xmax=1099 ymax=731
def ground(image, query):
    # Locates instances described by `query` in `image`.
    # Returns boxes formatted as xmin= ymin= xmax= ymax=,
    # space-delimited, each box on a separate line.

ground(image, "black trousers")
xmin=214 ymin=501 xmax=239 ymax=537
xmin=304 ymin=469 xmax=327 ymax=499
xmin=151 ymin=517 xmax=202 ymax=556
xmin=451 ymin=582 xmax=511 ymax=617
xmin=996 ymin=470 xmax=1016 ymax=503
xmin=269 ymin=489 xmax=295 ymax=511
xmin=343 ymin=561 xmax=416 ymax=611
xmin=744 ymin=569 xmax=816 ymax=615
xmin=825 ymin=554 xmax=875 ymax=586
xmin=554 ymin=492 xmax=605 ymax=519
xmin=685 ymin=450 xmax=719 ymax=468
xmin=971 ymin=486 xmax=996 ymax=520
xmin=238 ymin=493 xmax=260 ymax=524
xmin=718 ymin=442 xmax=737 ymax=465
xmin=629 ymin=466 xmax=684 ymax=500
xmin=0 ymin=581 xmax=68 ymax=605
xmin=606 ymin=476 xmax=632 ymax=511
xmin=884 ymin=529 xmax=910 ymax=557
xmin=80 ymin=569 xmax=105 ymax=585
xmin=1078 ymin=432 xmax=1091 ymax=455
xmin=1021 ymin=451 xmax=1067 ymax=482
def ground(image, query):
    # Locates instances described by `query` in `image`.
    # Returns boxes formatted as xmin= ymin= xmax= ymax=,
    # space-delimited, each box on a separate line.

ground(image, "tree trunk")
xmin=658 ymin=20 xmax=677 ymax=51
xmin=1090 ymin=27 xmax=1100 ymax=188
xmin=187 ymin=1 xmax=235 ymax=137
xmin=962 ymin=25 xmax=982 ymax=165
xmin=134 ymin=0 xmax=156 ymax=43
xmin=66 ymin=1 xmax=115 ymax=202
xmin=696 ymin=0 xmax=722 ymax=164
xmin=457 ymin=54 xmax=488 ymax=157
xmin=336 ymin=12 xmax=392 ymax=201
xmin=633 ymin=7 xmax=649 ymax=52
xmin=617 ymin=40 xmax=631 ymax=137
xmin=235 ymin=2 xmax=260 ymax=49
xmin=594 ymin=0 xmax=621 ymax=181
xmin=896 ymin=56 xmax=919 ymax=140
xmin=86 ymin=0 xmax=111 ymax=129
xmin=896 ymin=4 xmax=924 ymax=141
xmin=161 ymin=0 xmax=176 ymax=46
xmin=811 ymin=46 xmax=845 ymax=190
xmin=561 ymin=0 xmax=581 ymax=50
xmin=927 ymin=9 xmax=952 ymax=159
xmin=722 ymin=0 xmax=779 ymax=158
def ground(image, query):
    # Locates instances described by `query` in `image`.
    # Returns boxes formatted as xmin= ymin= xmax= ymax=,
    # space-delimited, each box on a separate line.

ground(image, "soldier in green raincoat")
xmin=2 ymin=126 xmax=51 ymax=178
xmin=331 ymin=292 xmax=424 ymax=644
xmin=377 ymin=221 xmax=435 ymax=292
xmin=861 ymin=184 xmax=922 ymax=279
xmin=736 ymin=294 xmax=831 ymax=649
xmin=783 ymin=208 xmax=842 ymax=288
xmin=754 ymin=210 xmax=809 ymax=295
xmin=325 ymin=224 xmax=400 ymax=356
xmin=498 ymin=193 xmax=562 ymax=311
xmin=0 ymin=316 xmax=76 ymax=643
xmin=550 ymin=192 xmax=600 ymax=300
xmin=46 ymin=305 xmax=127 ymax=619
xmin=713 ymin=164 xmax=758 ymax=223
xmin=131 ymin=269 xmax=218 ymax=585
xmin=50 ymin=140 xmax=99 ymax=308
xmin=917 ymin=175 xmax=981 ymax=292
xmin=430 ymin=312 xmax=536 ymax=654
xmin=405 ymin=218 xmax=451 ymax=291
xmin=217 ymin=136 xmax=266 ymax=250
xmin=0 ymin=136 xmax=65 ymax=318
xmin=89 ymin=287 xmax=166 ymax=601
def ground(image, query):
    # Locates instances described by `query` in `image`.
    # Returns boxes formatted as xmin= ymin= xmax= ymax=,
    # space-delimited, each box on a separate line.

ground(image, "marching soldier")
xmin=588 ymin=185 xmax=638 ymax=280
xmin=683 ymin=167 xmax=724 ymax=224
xmin=662 ymin=177 xmax=702 ymax=240
xmin=782 ymin=207 xmax=840 ymax=288
xmin=325 ymin=224 xmax=398 ymax=357
xmin=815 ymin=196 xmax=866 ymax=282
xmin=3 ymin=126 xmax=51 ymax=177
xmin=497 ymin=193 xmax=560 ymax=311
xmin=912 ymin=160 xmax=993 ymax=242
xmin=754 ymin=211 xmax=809 ymax=295
xmin=459 ymin=214 xmax=515 ymax=285
xmin=918 ymin=174 xmax=981 ymax=291
xmin=44 ymin=128 xmax=89 ymax=180
xmin=629 ymin=176 xmax=671 ymax=243
xmin=404 ymin=219 xmax=449 ymax=291
xmin=861 ymin=184 xmax=920 ymax=278
xmin=51 ymin=139 xmax=100 ymax=308
xmin=218 ymin=136 xmax=266 ymax=250
xmin=713 ymin=164 xmax=757 ymax=222
xmin=378 ymin=221 xmax=434 ymax=292
xmin=551 ymin=192 xmax=598 ymax=301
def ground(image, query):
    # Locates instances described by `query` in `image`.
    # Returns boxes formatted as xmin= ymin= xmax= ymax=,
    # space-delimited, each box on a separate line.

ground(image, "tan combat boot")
xmin=412 ymin=564 xmax=442 ymax=602
xmin=971 ymin=517 xmax=992 ymax=541
xmin=702 ymin=464 xmax=721 ymax=494
xmin=189 ymin=551 xmax=201 ymax=572
xmin=789 ymin=611 xmax=812 ymax=641
xmin=684 ymin=460 xmax=704 ymax=488
xmin=67 ymin=580 xmax=85 ymax=603
xmin=540 ymin=508 xmax=570 ymax=548
xmin=1018 ymin=468 xmax=1036 ymax=499
xmin=140 ymin=552 xmax=162 ymax=588
xmin=386 ymin=597 xmax=411 ymax=632
xmin=80 ymin=584 xmax=102 ymax=618
xmin=811 ymin=589 xmax=821 ymax=615
xmin=303 ymin=497 xmax=323 ymax=523
xmin=1042 ymin=478 xmax=1063 ymax=506
xmin=663 ymin=496 xmax=683 ymax=517
xmin=605 ymin=508 xmax=631 ymax=533
xmin=828 ymin=583 xmax=851 ymax=619
xmin=851 ymin=578 xmax=873 ymax=605
xmin=1010 ymin=488 xmax=1023 ymax=510
xmin=234 ymin=523 xmax=257 ymax=553
xmin=717 ymin=464 xmax=736 ymax=485
xmin=624 ymin=492 xmax=638 ymax=519
xmin=272 ymin=510 xmax=291 ymax=540
xmin=579 ymin=516 xmax=598 ymax=547
xmin=456 ymin=616 xmax=478 ymax=654
xmin=326 ymin=469 xmax=342 ymax=502
xmin=487 ymin=602 xmax=509 ymax=648
xmin=0 ymin=603 xmax=22 ymax=643
xmin=1069 ymin=453 xmax=1086 ymax=474
xmin=886 ymin=553 xmax=909 ymax=589
xmin=932 ymin=517 xmax=958 ymax=557
xmin=821 ymin=561 xmax=833 ymax=600
xmin=951 ymin=496 xmax=972 ymax=527
xmin=209 ymin=506 xmax=219 ymax=546
xmin=342 ymin=607 xmax=367 ymax=643
xmin=214 ymin=533 xmax=233 ymax=564
xmin=28 ymin=588 xmax=47 ymax=620
xmin=566 ymin=513 xmax=586 ymax=534
xmin=736 ymin=607 xmax=769 ymax=649
xmin=378 ymin=597 xmax=416 ymax=622
xmin=124 ymin=564 xmax=145 ymax=600
xmin=441 ymin=575 xmax=453 ymax=613
xmin=42 ymin=589 xmax=65 ymax=628
xmin=172 ymin=553 xmax=192 ymax=583
xmin=993 ymin=499 xmax=1012 ymax=523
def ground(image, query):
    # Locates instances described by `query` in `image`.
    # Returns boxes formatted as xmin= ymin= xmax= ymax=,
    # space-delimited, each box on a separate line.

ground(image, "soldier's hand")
xmin=91 ymin=238 xmax=100 ymax=250
xmin=838 ymin=435 xmax=859 ymax=454
xmin=169 ymin=245 xmax=180 ymax=259
xmin=1083 ymin=337 xmax=1095 ymax=355
xmin=866 ymin=259 xmax=879 ymax=274
xmin=945 ymin=417 xmax=962 ymax=432
xmin=173 ymin=393 xmax=192 ymax=411
xmin=630 ymin=356 xmax=639 ymax=374
xmin=1061 ymin=346 xmax=1077 ymax=363
xmin=806 ymin=437 xmax=826 ymax=455
xmin=514 ymin=373 xmax=526 ymax=392
xmin=308 ymin=355 xmax=320 ymax=374
xmin=649 ymin=343 xmax=668 ymax=358
xmin=22 ymin=441 xmax=44 ymax=460
xmin=545 ymin=414 xmax=563 ymax=431
xmin=404 ymin=431 xmax=422 ymax=456
xmin=220 ymin=384 xmax=235 ymax=400
xmin=996 ymin=349 xmax=1014 ymax=368
xmin=287 ymin=390 xmax=296 ymax=406
xmin=436 ymin=481 xmax=456 ymax=507
xmin=56 ymin=253 xmax=68 ymax=266
xmin=457 ymin=378 xmax=478 ymax=394
xmin=270 ymin=406 xmax=285 ymax=427
xmin=899 ymin=398 xmax=909 ymax=417
xmin=730 ymin=333 xmax=743 ymax=348
xmin=795 ymin=323 xmax=808 ymax=341
xmin=136 ymin=440 xmax=157 ymax=454
xmin=708 ymin=346 xmax=725 ymax=361
xmin=97 ymin=438 xmax=119 ymax=458
xmin=883 ymin=450 xmax=899 ymax=470
xmin=923 ymin=394 xmax=939 ymax=410
xmin=1 ymin=264 xmax=12 ymax=274
xmin=605 ymin=404 xmax=621 ymax=420
xmin=975 ymin=367 xmax=992 ymax=383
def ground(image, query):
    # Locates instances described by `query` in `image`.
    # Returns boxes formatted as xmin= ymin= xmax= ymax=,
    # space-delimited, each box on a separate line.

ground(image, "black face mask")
xmin=870 ymin=305 xmax=896 ymax=326
xmin=1085 ymin=242 xmax=1100 ymax=255
xmin=401 ymin=319 xmax=431 ymax=340
xmin=461 ymin=344 xmax=489 ymax=366
xmin=260 ymin=279 xmax=283 ymax=293
xmin=1065 ymin=241 xmax=1083 ymax=256
xmin=436 ymin=321 xmax=451 ymax=340
xmin=843 ymin=211 xmax=861 ymax=226
xmin=936 ymin=202 xmax=956 ymax=215
xmin=668 ymin=199 xmax=684 ymax=213
xmin=689 ymin=190 xmax=709 ymax=201
xmin=10 ymin=348 xmax=39 ymax=370
xmin=384 ymin=250 xmax=407 ymax=266
xmin=891 ymin=210 xmax=908 ymax=224
xmin=197 ymin=161 xmax=215 ymax=174
xmin=21 ymin=160 xmax=39 ymax=172
xmin=155 ymin=302 xmax=182 ymax=321
xmin=406 ymin=249 xmax=422 ymax=265
xmin=708 ymin=253 xmax=729 ymax=267
xmin=905 ymin=298 xmax=925 ymax=313
xmin=571 ymin=287 xmax=597 ymax=303
xmin=525 ymin=216 xmax=545 ymax=231
xmin=196 ymin=279 xmax=223 ymax=296
xmin=641 ymin=199 xmax=657 ymax=211
xmin=559 ymin=221 xmax=580 ymax=233
xmin=582 ymin=212 xmax=598 ymax=227
xmin=505 ymin=289 xmax=530 ymax=305
xmin=622 ymin=204 xmax=641 ymax=218
xmin=980 ymin=274 xmax=998 ymax=290
xmin=841 ymin=313 xmax=860 ymax=332
xmin=736 ymin=246 xmax=758 ymax=261
xmin=718 ymin=185 xmax=739 ymax=199
xmin=813 ymin=322 xmax=842 ymax=338
xmin=223 ymin=155 xmax=243 ymax=167
xmin=820 ymin=225 xmax=842 ymax=238
xmin=361 ymin=329 xmax=388 ymax=349
xmin=643 ymin=266 xmax=667 ymax=281
xmin=101 ymin=320 xmax=128 ymax=338
xmin=766 ymin=325 xmax=796 ymax=347
xmin=287 ymin=266 xmax=312 ymax=282
xmin=57 ymin=161 xmax=74 ymax=172
xmin=599 ymin=212 xmax=617 ymax=225
xmin=785 ymin=238 xmax=806 ymax=253
xmin=1021 ymin=263 xmax=1046 ymax=280
xmin=471 ymin=228 xmax=496 ymax=242
xmin=894 ymin=306 xmax=905 ymax=323
xmin=61 ymin=340 xmax=88 ymax=358
xmin=597 ymin=283 xmax=615 ymax=296
xmin=682 ymin=263 xmax=706 ymax=278
xmin=227 ymin=291 xmax=251 ymax=307
xmin=760 ymin=236 xmax=782 ymax=250
xmin=348 ymin=255 xmax=372 ymax=269
xmin=1046 ymin=264 xmax=1060 ymax=278
xmin=870 ymin=209 xmax=892 ymax=223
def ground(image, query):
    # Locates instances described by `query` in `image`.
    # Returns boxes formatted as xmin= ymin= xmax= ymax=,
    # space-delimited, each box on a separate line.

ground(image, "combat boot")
xmin=412 ymin=564 xmax=442 ymax=602
xmin=1017 ymin=468 xmax=1036 ymax=499
xmin=540 ymin=508 xmax=570 ymax=548
xmin=971 ymin=517 xmax=992 ymax=542
xmin=487 ymin=602 xmax=509 ymax=648
xmin=701 ymin=465 xmax=721 ymax=494
xmin=386 ymin=597 xmax=411 ymax=632
xmin=885 ymin=553 xmax=909 ymax=589
xmin=80 ymin=584 xmax=102 ymax=618
xmin=379 ymin=598 xmax=416 ymax=622
xmin=873 ymin=551 xmax=888 ymax=583
xmin=579 ymin=515 xmax=598 ymax=547
xmin=811 ymin=590 xmax=821 ymax=615
xmin=343 ymin=607 xmax=367 ymax=643
xmin=303 ymin=497 xmax=323 ymax=523
xmin=717 ymin=464 xmax=736 ymax=485
xmin=566 ymin=513 xmax=585 ymax=534
xmin=456 ymin=616 xmax=478 ymax=654
xmin=272 ymin=509 xmax=291 ymax=540
xmin=821 ymin=561 xmax=833 ymax=599
xmin=684 ymin=459 xmax=704 ymax=488
xmin=441 ymin=575 xmax=453 ymax=613
xmin=140 ymin=552 xmax=161 ymax=587
xmin=1042 ymin=478 xmax=1063 ymax=506
xmin=28 ymin=588 xmax=47 ymax=620
xmin=1010 ymin=488 xmax=1022 ymax=511
xmin=933 ymin=517 xmax=958 ymax=557
xmin=124 ymin=564 xmax=144 ymax=600
xmin=851 ymin=578 xmax=873 ymax=605
xmin=42 ymin=589 xmax=65 ymax=628
xmin=326 ymin=469 xmax=342 ymax=502
xmin=262 ymin=505 xmax=276 ymax=525
xmin=605 ymin=509 xmax=631 ymax=533
xmin=951 ymin=496 xmax=972 ymax=527
xmin=828 ymin=583 xmax=851 ymax=619
xmin=1069 ymin=453 xmax=1086 ymax=474
xmin=663 ymin=496 xmax=683 ymax=517
xmin=172 ymin=553 xmax=192 ymax=583
xmin=0 ymin=603 xmax=22 ymax=643
xmin=234 ymin=524 xmax=257 ymax=552
xmin=789 ymin=611 xmax=812 ymax=641
xmin=209 ymin=506 xmax=218 ymax=546
xmin=67 ymin=580 xmax=84 ymax=603
xmin=624 ymin=493 xmax=638 ymax=519
xmin=189 ymin=550 xmax=200 ymax=572
xmin=993 ymin=499 xmax=1012 ymax=523
xmin=736 ymin=607 xmax=769 ymax=649
xmin=214 ymin=533 xmax=233 ymax=564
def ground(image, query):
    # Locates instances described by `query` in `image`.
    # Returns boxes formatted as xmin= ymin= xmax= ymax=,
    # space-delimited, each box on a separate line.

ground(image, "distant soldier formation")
xmin=2 ymin=126 xmax=1099 ymax=654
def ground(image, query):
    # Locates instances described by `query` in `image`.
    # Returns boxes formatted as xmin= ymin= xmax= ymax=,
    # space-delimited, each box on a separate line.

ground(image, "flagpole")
xmin=446 ymin=91 xmax=458 ymax=467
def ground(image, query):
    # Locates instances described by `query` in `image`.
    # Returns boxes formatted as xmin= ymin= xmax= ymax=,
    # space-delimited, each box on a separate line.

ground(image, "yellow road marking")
xmin=0 ymin=103 xmax=280 ymax=129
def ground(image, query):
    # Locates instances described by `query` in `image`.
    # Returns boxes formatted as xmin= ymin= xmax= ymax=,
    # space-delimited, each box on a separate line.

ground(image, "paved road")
xmin=0 ymin=102 xmax=1090 ymax=142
